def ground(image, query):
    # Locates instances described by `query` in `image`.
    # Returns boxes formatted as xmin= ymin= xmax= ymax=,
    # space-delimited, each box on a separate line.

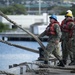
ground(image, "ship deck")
xmin=25 ymin=65 xmax=75 ymax=75
xmin=25 ymin=66 xmax=75 ymax=75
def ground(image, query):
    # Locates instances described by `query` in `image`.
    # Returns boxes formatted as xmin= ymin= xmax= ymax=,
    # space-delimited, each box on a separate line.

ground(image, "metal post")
xmin=38 ymin=47 xmax=44 ymax=60
xmin=38 ymin=47 xmax=48 ymax=64
xmin=20 ymin=67 xmax=23 ymax=75
xmin=39 ymin=0 xmax=41 ymax=15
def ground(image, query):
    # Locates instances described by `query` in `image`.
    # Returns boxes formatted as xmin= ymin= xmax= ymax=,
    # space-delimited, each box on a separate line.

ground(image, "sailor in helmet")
xmin=58 ymin=10 xmax=75 ymax=66
xmin=38 ymin=14 xmax=64 ymax=67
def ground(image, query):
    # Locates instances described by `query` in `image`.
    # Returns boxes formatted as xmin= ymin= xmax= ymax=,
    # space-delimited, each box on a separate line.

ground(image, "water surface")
xmin=0 ymin=41 xmax=47 ymax=71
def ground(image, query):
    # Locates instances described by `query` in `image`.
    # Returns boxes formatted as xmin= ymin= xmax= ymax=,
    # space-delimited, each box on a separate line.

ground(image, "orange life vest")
xmin=61 ymin=19 xmax=74 ymax=38
xmin=46 ymin=21 xmax=60 ymax=36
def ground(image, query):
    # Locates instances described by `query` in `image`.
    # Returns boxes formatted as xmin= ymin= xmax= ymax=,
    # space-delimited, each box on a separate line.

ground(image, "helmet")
xmin=49 ymin=14 xmax=57 ymax=21
xmin=66 ymin=13 xmax=73 ymax=17
xmin=66 ymin=10 xmax=72 ymax=14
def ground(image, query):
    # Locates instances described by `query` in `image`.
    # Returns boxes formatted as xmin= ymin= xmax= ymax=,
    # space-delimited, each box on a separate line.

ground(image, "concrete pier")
xmin=0 ymin=33 xmax=48 ymax=41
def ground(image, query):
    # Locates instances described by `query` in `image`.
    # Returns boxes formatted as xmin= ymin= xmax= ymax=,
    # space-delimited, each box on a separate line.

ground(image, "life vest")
xmin=61 ymin=19 xmax=74 ymax=38
xmin=61 ymin=19 xmax=66 ymax=29
xmin=46 ymin=21 xmax=60 ymax=36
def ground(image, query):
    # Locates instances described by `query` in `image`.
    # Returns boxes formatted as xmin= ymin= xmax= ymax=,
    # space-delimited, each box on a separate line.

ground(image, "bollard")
xmin=38 ymin=47 xmax=48 ymax=66
xmin=38 ymin=47 xmax=44 ymax=61
xmin=9 ymin=65 xmax=12 ymax=69
xmin=20 ymin=67 xmax=23 ymax=75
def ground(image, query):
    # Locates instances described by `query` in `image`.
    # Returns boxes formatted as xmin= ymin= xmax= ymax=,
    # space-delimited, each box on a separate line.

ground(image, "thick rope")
xmin=0 ymin=11 xmax=62 ymax=62
xmin=0 ymin=11 xmax=46 ymax=52
xmin=9 ymin=61 xmax=75 ymax=70
xmin=0 ymin=39 xmax=39 ymax=53
xmin=0 ymin=70 xmax=14 ymax=75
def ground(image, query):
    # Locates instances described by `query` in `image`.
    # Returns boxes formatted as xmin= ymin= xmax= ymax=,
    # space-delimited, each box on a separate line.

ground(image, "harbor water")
xmin=0 ymin=41 xmax=75 ymax=75
xmin=0 ymin=41 xmax=47 ymax=71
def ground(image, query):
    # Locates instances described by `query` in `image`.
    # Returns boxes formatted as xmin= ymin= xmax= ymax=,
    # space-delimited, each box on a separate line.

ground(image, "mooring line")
xmin=0 ymin=39 xmax=39 ymax=53
xmin=0 ymin=11 xmax=46 ymax=52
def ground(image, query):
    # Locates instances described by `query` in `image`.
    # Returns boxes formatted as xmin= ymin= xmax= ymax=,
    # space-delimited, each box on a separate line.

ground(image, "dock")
xmin=8 ymin=61 xmax=75 ymax=75
xmin=0 ymin=32 xmax=48 ymax=41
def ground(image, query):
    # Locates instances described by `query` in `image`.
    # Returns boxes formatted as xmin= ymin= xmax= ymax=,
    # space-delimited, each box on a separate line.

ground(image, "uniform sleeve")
xmin=54 ymin=24 xmax=62 ymax=41
xmin=68 ymin=22 xmax=75 ymax=29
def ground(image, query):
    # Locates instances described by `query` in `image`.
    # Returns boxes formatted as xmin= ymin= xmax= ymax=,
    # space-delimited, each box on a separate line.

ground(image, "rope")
xmin=0 ymin=11 xmax=62 ymax=63
xmin=0 ymin=10 xmax=46 ymax=52
xmin=9 ymin=61 xmax=75 ymax=70
xmin=24 ymin=62 xmax=75 ymax=75
xmin=0 ymin=70 xmax=15 ymax=75
xmin=0 ymin=39 xmax=39 ymax=53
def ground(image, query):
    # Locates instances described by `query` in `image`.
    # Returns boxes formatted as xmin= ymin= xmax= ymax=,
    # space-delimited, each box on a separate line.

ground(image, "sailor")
xmin=38 ymin=14 xmax=64 ymax=67
xmin=60 ymin=10 xmax=73 ymax=29
xmin=58 ymin=11 xmax=75 ymax=66
xmin=68 ymin=18 xmax=75 ymax=65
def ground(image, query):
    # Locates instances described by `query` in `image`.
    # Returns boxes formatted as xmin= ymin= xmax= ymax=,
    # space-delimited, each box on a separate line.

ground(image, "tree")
xmin=0 ymin=4 xmax=27 ymax=15
xmin=11 ymin=4 xmax=27 ymax=15
xmin=0 ymin=22 xmax=9 ymax=32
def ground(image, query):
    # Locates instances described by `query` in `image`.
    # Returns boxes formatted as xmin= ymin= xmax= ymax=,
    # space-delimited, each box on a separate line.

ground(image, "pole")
xmin=39 ymin=0 xmax=41 ymax=15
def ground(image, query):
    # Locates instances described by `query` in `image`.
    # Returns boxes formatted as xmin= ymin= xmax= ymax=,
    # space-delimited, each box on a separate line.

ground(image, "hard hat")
xmin=49 ymin=14 xmax=57 ymax=21
xmin=66 ymin=13 xmax=73 ymax=17
xmin=66 ymin=10 xmax=72 ymax=14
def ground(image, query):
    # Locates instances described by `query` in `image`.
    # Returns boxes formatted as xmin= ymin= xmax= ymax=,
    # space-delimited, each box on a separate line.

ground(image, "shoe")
xmin=62 ymin=60 xmax=67 ymax=65
xmin=57 ymin=60 xmax=65 ymax=67
xmin=70 ymin=70 xmax=75 ymax=73
xmin=69 ymin=61 xmax=75 ymax=66
xmin=44 ymin=61 xmax=48 ymax=64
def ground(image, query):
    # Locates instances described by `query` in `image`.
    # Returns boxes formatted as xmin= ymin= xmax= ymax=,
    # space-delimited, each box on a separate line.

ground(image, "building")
xmin=0 ymin=13 xmax=64 ymax=29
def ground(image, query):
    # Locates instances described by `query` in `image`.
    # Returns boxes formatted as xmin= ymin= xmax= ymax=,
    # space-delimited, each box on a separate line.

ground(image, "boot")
xmin=69 ymin=61 xmax=75 ymax=66
xmin=44 ymin=60 xmax=48 ymax=64
xmin=57 ymin=60 xmax=66 ymax=66
xmin=62 ymin=60 xmax=67 ymax=65
xmin=57 ymin=60 xmax=65 ymax=67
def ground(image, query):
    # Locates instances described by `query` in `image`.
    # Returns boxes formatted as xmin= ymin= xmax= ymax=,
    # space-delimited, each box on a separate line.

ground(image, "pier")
xmin=0 ymin=32 xmax=48 ymax=41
